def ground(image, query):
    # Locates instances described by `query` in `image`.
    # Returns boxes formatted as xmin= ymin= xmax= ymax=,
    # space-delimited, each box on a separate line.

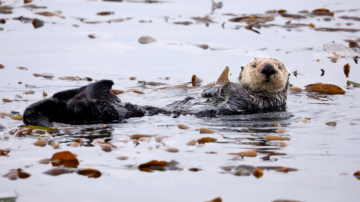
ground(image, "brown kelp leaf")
xmin=130 ymin=134 xmax=156 ymax=140
xmin=96 ymin=11 xmax=114 ymax=16
xmin=189 ymin=167 xmax=202 ymax=172
xmin=126 ymin=89 xmax=144 ymax=94
xmin=281 ymin=13 xmax=306 ymax=19
xmin=0 ymin=6 xmax=13 ymax=14
xmin=344 ymin=63 xmax=350 ymax=78
xmin=2 ymin=98 xmax=12 ymax=102
xmin=301 ymin=118 xmax=308 ymax=123
xmin=0 ymin=148 xmax=10 ymax=156
xmin=0 ymin=64 xmax=4 ymax=69
xmin=277 ymin=9 xmax=287 ymax=14
xmin=199 ymin=128 xmax=215 ymax=134
xmin=186 ymin=139 xmax=197 ymax=146
xmin=17 ymin=67 xmax=28 ymax=70
xmin=116 ymin=156 xmax=129 ymax=160
xmin=138 ymin=160 xmax=178 ymax=172
xmin=11 ymin=116 xmax=23 ymax=121
xmin=206 ymin=197 xmax=222 ymax=202
xmin=276 ymin=128 xmax=286 ymax=133
xmin=305 ymin=83 xmax=345 ymax=94
xmin=69 ymin=142 xmax=79 ymax=147
xmin=22 ymin=4 xmax=47 ymax=9
xmin=38 ymin=158 xmax=51 ymax=164
xmin=59 ymin=76 xmax=80 ymax=81
xmin=34 ymin=140 xmax=47 ymax=147
xmin=35 ymin=11 xmax=65 ymax=19
xmin=198 ymin=137 xmax=216 ymax=144
xmin=195 ymin=44 xmax=209 ymax=50
xmin=0 ymin=19 xmax=5 ymax=24
xmin=18 ymin=171 xmax=30 ymax=179
xmin=99 ymin=144 xmax=112 ymax=152
xmin=347 ymin=80 xmax=360 ymax=87
xmin=43 ymin=167 xmax=74 ymax=176
xmin=165 ymin=147 xmax=179 ymax=153
xmin=245 ymin=22 xmax=260 ymax=34
xmin=349 ymin=41 xmax=360 ymax=48
xmin=353 ymin=171 xmax=360 ymax=177
xmin=25 ymin=90 xmax=35 ymax=95
xmin=129 ymin=77 xmax=137 ymax=80
xmin=311 ymin=8 xmax=334 ymax=16
xmin=229 ymin=151 xmax=257 ymax=157
xmin=77 ymin=168 xmax=101 ymax=178
xmin=138 ymin=36 xmax=156 ymax=44
xmin=85 ymin=77 xmax=92 ymax=81
xmin=33 ymin=73 xmax=54 ymax=79
xmin=216 ymin=66 xmax=230 ymax=85
xmin=289 ymin=87 xmax=302 ymax=92
xmin=354 ymin=55 xmax=359 ymax=64
xmin=279 ymin=142 xmax=288 ymax=147
xmin=173 ymin=21 xmax=193 ymax=25
xmin=32 ymin=18 xmax=44 ymax=29
xmin=253 ymin=168 xmax=263 ymax=178
xmin=51 ymin=151 xmax=79 ymax=168
xmin=265 ymin=135 xmax=290 ymax=141
xmin=325 ymin=121 xmax=337 ymax=127
xmin=321 ymin=69 xmax=325 ymax=76
xmin=178 ymin=124 xmax=190 ymax=129
xmin=110 ymin=89 xmax=124 ymax=95
xmin=24 ymin=0 xmax=33 ymax=3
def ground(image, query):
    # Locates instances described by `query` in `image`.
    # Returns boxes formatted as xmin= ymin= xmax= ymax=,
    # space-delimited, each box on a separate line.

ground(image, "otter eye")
xmin=278 ymin=64 xmax=282 ymax=70
xmin=252 ymin=64 xmax=256 ymax=68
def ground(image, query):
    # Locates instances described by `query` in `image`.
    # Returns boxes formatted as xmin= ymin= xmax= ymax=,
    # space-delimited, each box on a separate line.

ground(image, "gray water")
xmin=1 ymin=0 xmax=360 ymax=201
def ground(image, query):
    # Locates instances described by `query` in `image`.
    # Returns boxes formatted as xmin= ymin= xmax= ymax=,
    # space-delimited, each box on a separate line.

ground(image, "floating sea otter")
xmin=23 ymin=57 xmax=289 ymax=127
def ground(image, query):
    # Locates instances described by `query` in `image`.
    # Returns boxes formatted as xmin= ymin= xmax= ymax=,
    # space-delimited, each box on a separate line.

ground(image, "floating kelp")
xmin=314 ymin=28 xmax=359 ymax=32
xmin=51 ymin=151 xmax=79 ymax=168
xmin=311 ymin=8 xmax=334 ymax=16
xmin=32 ymin=18 xmax=44 ymax=29
xmin=96 ymin=11 xmax=114 ymax=16
xmin=138 ymin=160 xmax=179 ymax=172
xmin=22 ymin=4 xmax=47 ymax=9
xmin=173 ymin=21 xmax=193 ymax=25
xmin=0 ymin=6 xmax=13 ymax=14
xmin=35 ymin=11 xmax=65 ymax=19
xmin=305 ymin=83 xmax=345 ymax=94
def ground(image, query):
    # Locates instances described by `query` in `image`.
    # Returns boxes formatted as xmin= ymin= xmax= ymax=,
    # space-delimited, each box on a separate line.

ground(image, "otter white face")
xmin=238 ymin=57 xmax=289 ymax=94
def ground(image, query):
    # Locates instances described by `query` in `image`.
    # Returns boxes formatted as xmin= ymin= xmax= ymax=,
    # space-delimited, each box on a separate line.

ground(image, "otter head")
xmin=238 ymin=57 xmax=289 ymax=94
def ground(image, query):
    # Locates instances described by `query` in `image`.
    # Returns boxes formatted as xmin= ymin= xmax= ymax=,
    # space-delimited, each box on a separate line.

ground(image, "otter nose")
xmin=261 ymin=64 xmax=277 ymax=78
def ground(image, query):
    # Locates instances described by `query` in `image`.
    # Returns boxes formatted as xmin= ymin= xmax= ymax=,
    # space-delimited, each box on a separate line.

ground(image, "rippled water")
xmin=1 ymin=0 xmax=360 ymax=201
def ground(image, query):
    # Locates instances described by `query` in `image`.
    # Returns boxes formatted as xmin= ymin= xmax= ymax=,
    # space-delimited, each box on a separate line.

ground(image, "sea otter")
xmin=23 ymin=57 xmax=289 ymax=127
xmin=167 ymin=57 xmax=290 ymax=116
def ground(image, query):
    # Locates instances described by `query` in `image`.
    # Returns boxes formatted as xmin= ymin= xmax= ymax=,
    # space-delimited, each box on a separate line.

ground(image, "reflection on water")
xmin=1 ymin=0 xmax=360 ymax=201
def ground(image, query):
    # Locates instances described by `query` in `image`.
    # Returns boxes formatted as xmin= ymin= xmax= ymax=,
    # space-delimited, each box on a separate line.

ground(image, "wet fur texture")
xmin=167 ymin=57 xmax=290 ymax=116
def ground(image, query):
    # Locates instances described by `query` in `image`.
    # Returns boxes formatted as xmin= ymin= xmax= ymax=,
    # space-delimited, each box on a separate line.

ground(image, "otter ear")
xmin=241 ymin=66 xmax=244 ymax=70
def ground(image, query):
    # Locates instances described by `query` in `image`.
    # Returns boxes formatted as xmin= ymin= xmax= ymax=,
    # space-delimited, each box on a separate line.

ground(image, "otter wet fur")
xmin=23 ymin=57 xmax=289 ymax=127
xmin=167 ymin=57 xmax=290 ymax=116
xmin=23 ymin=80 xmax=169 ymax=127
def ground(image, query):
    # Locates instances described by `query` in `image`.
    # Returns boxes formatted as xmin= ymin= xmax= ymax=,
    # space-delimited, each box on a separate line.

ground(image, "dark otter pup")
xmin=167 ymin=57 xmax=290 ymax=116
xmin=23 ymin=80 xmax=168 ymax=127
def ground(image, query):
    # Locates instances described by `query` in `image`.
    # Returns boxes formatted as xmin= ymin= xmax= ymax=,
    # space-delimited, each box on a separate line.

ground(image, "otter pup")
xmin=23 ymin=80 xmax=168 ymax=127
xmin=167 ymin=57 xmax=290 ymax=116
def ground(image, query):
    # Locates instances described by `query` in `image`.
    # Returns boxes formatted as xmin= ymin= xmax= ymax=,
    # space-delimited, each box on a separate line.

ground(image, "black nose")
xmin=261 ymin=64 xmax=277 ymax=78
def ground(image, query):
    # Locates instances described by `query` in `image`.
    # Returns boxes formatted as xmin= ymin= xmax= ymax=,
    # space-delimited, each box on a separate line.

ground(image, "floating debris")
xmin=110 ymin=89 xmax=124 ymax=95
xmin=35 ymin=11 xmax=65 ymax=19
xmin=51 ymin=151 xmax=79 ymax=168
xmin=32 ymin=18 xmax=44 ymax=29
xmin=325 ymin=121 xmax=337 ymax=127
xmin=173 ymin=21 xmax=193 ymax=25
xmin=138 ymin=36 xmax=156 ymax=44
xmin=344 ymin=63 xmax=350 ymax=78
xmin=321 ymin=69 xmax=325 ymax=76
xmin=199 ymin=128 xmax=215 ymax=134
xmin=305 ymin=83 xmax=345 ymax=94
xmin=347 ymin=80 xmax=360 ymax=87
xmin=178 ymin=124 xmax=190 ymax=129
xmin=198 ymin=137 xmax=216 ymax=144
xmin=96 ymin=11 xmax=114 ymax=16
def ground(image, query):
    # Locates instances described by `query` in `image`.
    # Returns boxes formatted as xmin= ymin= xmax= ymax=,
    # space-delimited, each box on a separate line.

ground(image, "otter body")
xmin=23 ymin=57 xmax=289 ymax=127
xmin=167 ymin=57 xmax=290 ymax=116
